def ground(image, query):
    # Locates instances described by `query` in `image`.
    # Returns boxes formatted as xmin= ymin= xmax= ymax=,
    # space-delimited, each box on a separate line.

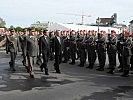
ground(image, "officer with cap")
xmin=107 ymin=30 xmax=117 ymax=74
xmin=4 ymin=29 xmax=19 ymax=72
xmin=86 ymin=30 xmax=97 ymax=69
xmin=77 ymin=30 xmax=86 ymax=67
xmin=69 ymin=30 xmax=77 ymax=65
xmin=24 ymin=29 xmax=38 ymax=78
xmin=121 ymin=31 xmax=132 ymax=77
xmin=96 ymin=31 xmax=106 ymax=71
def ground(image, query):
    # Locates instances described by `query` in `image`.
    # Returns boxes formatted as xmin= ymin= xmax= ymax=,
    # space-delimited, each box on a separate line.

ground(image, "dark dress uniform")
xmin=77 ymin=35 xmax=86 ymax=67
xmin=107 ymin=36 xmax=117 ymax=74
xmin=62 ymin=36 xmax=70 ymax=63
xmin=52 ymin=36 xmax=63 ymax=73
xmin=121 ymin=37 xmax=132 ymax=77
xmin=19 ymin=34 xmax=27 ymax=66
xmin=39 ymin=35 xmax=50 ymax=75
xmin=96 ymin=35 xmax=106 ymax=71
xmin=117 ymin=34 xmax=124 ymax=72
xmin=69 ymin=35 xmax=77 ymax=65
xmin=49 ymin=34 xmax=55 ymax=61
xmin=130 ymin=37 xmax=133 ymax=70
xmin=86 ymin=35 xmax=97 ymax=69
xmin=76 ymin=34 xmax=80 ymax=60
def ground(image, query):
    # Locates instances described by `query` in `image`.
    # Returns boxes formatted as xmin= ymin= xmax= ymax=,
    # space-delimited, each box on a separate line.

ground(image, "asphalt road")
xmin=0 ymin=48 xmax=133 ymax=100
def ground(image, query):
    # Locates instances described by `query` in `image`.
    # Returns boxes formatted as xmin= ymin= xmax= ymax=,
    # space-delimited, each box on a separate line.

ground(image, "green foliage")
xmin=0 ymin=18 xmax=6 ymax=27
xmin=15 ymin=26 xmax=23 ymax=32
xmin=30 ymin=26 xmax=47 ymax=31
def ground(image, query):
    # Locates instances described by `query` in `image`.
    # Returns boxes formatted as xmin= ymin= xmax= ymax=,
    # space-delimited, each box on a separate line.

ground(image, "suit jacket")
xmin=39 ymin=35 xmax=50 ymax=55
xmin=52 ymin=36 xmax=63 ymax=55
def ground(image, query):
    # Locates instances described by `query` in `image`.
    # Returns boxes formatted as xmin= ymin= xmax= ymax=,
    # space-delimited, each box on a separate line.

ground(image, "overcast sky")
xmin=0 ymin=0 xmax=132 ymax=27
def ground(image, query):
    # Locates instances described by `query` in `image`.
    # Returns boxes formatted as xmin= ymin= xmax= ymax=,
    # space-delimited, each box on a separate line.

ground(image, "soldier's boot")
xmin=121 ymin=70 xmax=129 ymax=77
xmin=62 ymin=59 xmax=68 ymax=63
xmin=107 ymin=67 xmax=111 ymax=69
xmin=118 ymin=68 xmax=123 ymax=72
xmin=130 ymin=65 xmax=133 ymax=71
xmin=30 ymin=71 xmax=35 ymax=78
xmin=86 ymin=63 xmax=93 ymax=69
xmin=45 ymin=68 xmax=49 ymax=75
xmin=69 ymin=60 xmax=75 ymax=65
xmin=96 ymin=67 xmax=104 ymax=71
xmin=30 ymin=74 xmax=34 ymax=78
xmin=118 ymin=65 xmax=122 ymax=69
xmin=22 ymin=60 xmax=26 ymax=66
xmin=79 ymin=62 xmax=84 ymax=67
xmin=9 ymin=62 xmax=16 ymax=72
xmin=107 ymin=68 xmax=115 ymax=74
xmin=78 ymin=63 xmax=81 ymax=67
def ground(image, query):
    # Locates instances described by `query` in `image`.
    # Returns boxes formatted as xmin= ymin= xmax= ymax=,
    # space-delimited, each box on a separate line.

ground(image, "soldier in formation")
xmin=0 ymin=29 xmax=133 ymax=78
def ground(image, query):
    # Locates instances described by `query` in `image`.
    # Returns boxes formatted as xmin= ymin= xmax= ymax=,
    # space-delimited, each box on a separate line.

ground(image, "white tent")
xmin=48 ymin=23 xmax=121 ymax=34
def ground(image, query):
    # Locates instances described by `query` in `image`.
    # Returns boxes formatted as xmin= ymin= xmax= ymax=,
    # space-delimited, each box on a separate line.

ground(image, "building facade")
xmin=129 ymin=20 xmax=133 ymax=34
xmin=31 ymin=21 xmax=53 ymax=28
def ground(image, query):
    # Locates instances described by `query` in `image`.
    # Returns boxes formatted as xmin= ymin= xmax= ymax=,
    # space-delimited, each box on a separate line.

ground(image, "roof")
xmin=48 ymin=23 xmax=121 ymax=34
xmin=99 ymin=18 xmax=111 ymax=25
xmin=130 ymin=20 xmax=133 ymax=23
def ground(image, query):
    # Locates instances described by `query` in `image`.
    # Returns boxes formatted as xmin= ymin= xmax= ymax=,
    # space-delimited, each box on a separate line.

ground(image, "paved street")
xmin=0 ymin=48 xmax=133 ymax=100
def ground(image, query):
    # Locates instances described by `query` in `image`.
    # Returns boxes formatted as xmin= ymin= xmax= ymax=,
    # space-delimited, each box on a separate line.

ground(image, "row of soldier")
xmin=0 ymin=29 xmax=133 ymax=78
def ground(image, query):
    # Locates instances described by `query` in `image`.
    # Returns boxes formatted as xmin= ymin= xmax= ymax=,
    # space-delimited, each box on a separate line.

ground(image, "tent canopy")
xmin=48 ymin=23 xmax=121 ymax=34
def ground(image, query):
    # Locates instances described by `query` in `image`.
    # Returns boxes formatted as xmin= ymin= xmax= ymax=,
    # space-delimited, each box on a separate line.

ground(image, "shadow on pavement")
xmin=81 ymin=86 xmax=133 ymax=100
xmin=0 ymin=74 xmax=74 ymax=92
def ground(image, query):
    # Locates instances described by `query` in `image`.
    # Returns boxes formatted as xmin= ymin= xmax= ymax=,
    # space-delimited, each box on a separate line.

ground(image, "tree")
xmin=15 ymin=26 xmax=23 ymax=32
xmin=35 ymin=27 xmax=47 ymax=31
xmin=0 ymin=18 xmax=6 ymax=27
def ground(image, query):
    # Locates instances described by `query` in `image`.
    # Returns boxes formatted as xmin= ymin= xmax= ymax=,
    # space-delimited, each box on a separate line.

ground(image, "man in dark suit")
xmin=52 ymin=30 xmax=63 ymax=73
xmin=39 ymin=30 xmax=50 ymax=75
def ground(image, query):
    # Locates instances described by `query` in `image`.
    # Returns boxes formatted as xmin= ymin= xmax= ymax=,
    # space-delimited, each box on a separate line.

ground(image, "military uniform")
xmin=86 ymin=35 xmax=97 ymax=69
xmin=6 ymin=33 xmax=19 ymax=71
xmin=121 ymin=36 xmax=132 ymax=77
xmin=49 ymin=32 xmax=55 ymax=61
xmin=130 ymin=36 xmax=133 ymax=70
xmin=19 ymin=33 xmax=27 ymax=66
xmin=107 ymin=35 xmax=117 ymax=74
xmin=24 ymin=35 xmax=38 ymax=78
xmin=62 ymin=35 xmax=70 ymax=63
xmin=96 ymin=34 xmax=106 ymax=71
xmin=117 ymin=33 xmax=124 ymax=72
xmin=77 ymin=35 xmax=86 ymax=67
xmin=69 ymin=34 xmax=76 ymax=65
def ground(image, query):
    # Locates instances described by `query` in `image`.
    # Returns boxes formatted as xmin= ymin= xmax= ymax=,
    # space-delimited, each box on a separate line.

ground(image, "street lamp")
xmin=96 ymin=17 xmax=100 ymax=33
xmin=96 ymin=17 xmax=101 ymax=39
